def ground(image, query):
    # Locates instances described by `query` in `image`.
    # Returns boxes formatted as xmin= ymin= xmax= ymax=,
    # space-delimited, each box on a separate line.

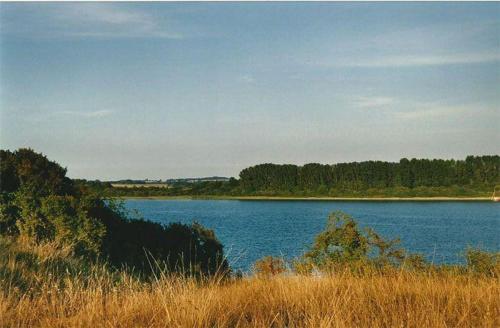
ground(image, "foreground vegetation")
xmin=1 ymin=209 xmax=499 ymax=327
xmin=1 ymin=236 xmax=499 ymax=327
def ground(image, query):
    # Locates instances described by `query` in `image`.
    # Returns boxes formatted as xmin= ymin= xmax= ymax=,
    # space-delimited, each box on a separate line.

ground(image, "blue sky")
xmin=1 ymin=2 xmax=499 ymax=180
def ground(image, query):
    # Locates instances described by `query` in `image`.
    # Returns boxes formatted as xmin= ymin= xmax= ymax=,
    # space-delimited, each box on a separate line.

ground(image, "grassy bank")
xmin=117 ymin=195 xmax=492 ymax=201
xmin=1 ymin=238 xmax=499 ymax=328
xmin=107 ymin=184 xmax=495 ymax=200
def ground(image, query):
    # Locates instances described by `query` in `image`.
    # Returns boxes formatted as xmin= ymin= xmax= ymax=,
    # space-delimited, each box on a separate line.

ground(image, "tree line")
xmin=11 ymin=150 xmax=497 ymax=198
xmin=239 ymin=156 xmax=499 ymax=194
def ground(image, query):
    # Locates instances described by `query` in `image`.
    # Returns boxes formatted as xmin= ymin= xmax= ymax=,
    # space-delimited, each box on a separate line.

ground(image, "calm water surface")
xmin=124 ymin=200 xmax=499 ymax=271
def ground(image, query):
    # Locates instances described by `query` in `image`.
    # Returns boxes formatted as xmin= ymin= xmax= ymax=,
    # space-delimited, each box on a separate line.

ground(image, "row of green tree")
xmin=239 ymin=156 xmax=499 ymax=194
xmin=93 ymin=155 xmax=499 ymax=197
xmin=0 ymin=149 xmax=228 ymax=276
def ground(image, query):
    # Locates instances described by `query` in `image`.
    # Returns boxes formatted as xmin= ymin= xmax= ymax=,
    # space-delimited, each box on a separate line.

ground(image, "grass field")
xmin=1 ymin=238 xmax=498 ymax=328
xmin=2 ymin=271 xmax=498 ymax=327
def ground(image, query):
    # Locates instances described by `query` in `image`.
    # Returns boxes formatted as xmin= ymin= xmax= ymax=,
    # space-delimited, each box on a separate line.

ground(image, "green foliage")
xmin=366 ymin=229 xmax=406 ymax=267
xmin=237 ymin=156 xmax=499 ymax=196
xmin=298 ymin=211 xmax=410 ymax=273
xmin=0 ymin=148 xmax=74 ymax=195
xmin=0 ymin=148 xmax=229 ymax=276
xmin=297 ymin=212 xmax=500 ymax=276
xmin=97 ymin=202 xmax=228 ymax=275
xmin=240 ymin=163 xmax=298 ymax=192
xmin=304 ymin=212 xmax=369 ymax=266
xmin=465 ymin=247 xmax=499 ymax=276
xmin=0 ymin=192 xmax=19 ymax=234
xmin=8 ymin=189 xmax=106 ymax=257
xmin=40 ymin=195 xmax=106 ymax=256
xmin=0 ymin=150 xmax=19 ymax=193
xmin=13 ymin=185 xmax=49 ymax=242
xmin=402 ymin=253 xmax=429 ymax=271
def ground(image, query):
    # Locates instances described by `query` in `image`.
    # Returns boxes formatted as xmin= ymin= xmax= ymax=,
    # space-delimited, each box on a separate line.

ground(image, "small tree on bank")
xmin=295 ymin=211 xmax=408 ymax=273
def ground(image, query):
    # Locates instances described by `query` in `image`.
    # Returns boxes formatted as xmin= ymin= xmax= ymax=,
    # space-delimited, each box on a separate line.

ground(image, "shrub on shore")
xmin=286 ymin=211 xmax=498 ymax=277
xmin=293 ymin=211 xmax=409 ymax=274
xmin=465 ymin=247 xmax=500 ymax=276
xmin=0 ymin=148 xmax=228 ymax=276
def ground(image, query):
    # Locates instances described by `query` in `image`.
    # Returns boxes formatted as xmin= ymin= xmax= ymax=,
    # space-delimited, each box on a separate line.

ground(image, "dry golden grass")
xmin=1 ymin=270 xmax=498 ymax=327
xmin=1 ymin=238 xmax=499 ymax=327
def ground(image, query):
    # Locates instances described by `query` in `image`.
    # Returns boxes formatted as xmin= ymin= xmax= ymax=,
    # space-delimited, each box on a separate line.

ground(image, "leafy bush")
xmin=97 ymin=201 xmax=228 ymax=275
xmin=0 ymin=148 xmax=229 ymax=276
xmin=465 ymin=247 xmax=499 ymax=276
xmin=0 ymin=192 xmax=18 ymax=234
xmin=366 ymin=228 xmax=405 ymax=267
xmin=402 ymin=253 xmax=429 ymax=271
xmin=0 ymin=149 xmax=74 ymax=195
xmin=304 ymin=211 xmax=369 ymax=266
xmin=297 ymin=211 xmax=410 ymax=273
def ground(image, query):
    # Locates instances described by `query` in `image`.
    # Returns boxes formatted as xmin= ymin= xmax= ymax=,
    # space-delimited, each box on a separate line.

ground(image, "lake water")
xmin=124 ymin=200 xmax=499 ymax=271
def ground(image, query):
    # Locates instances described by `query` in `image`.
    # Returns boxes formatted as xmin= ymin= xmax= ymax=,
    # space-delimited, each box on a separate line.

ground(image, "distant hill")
xmin=105 ymin=177 xmax=231 ymax=186
xmin=166 ymin=177 xmax=230 ymax=184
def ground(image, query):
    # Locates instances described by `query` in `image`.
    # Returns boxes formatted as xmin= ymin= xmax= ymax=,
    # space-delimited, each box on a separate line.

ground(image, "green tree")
xmin=303 ymin=211 xmax=369 ymax=267
xmin=298 ymin=211 xmax=418 ymax=273
xmin=366 ymin=229 xmax=406 ymax=267
xmin=0 ymin=192 xmax=19 ymax=234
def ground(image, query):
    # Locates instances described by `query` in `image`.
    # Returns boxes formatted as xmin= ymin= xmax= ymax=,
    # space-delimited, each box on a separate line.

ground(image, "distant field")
xmin=111 ymin=183 xmax=170 ymax=188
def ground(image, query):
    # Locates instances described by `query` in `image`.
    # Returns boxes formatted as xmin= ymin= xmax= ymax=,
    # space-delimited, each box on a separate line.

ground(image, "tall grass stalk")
xmin=1 ymin=238 xmax=498 ymax=327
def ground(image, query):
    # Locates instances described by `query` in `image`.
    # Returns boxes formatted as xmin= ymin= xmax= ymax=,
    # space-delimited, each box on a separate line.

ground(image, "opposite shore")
xmin=116 ymin=195 xmax=493 ymax=201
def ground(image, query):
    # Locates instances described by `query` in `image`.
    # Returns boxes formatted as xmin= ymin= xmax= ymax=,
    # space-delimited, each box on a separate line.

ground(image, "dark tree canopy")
xmin=0 ymin=149 xmax=74 ymax=195
xmin=238 ymin=156 xmax=499 ymax=194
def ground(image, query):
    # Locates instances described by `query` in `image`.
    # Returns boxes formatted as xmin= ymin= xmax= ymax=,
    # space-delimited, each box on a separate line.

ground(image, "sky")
xmin=0 ymin=2 xmax=499 ymax=180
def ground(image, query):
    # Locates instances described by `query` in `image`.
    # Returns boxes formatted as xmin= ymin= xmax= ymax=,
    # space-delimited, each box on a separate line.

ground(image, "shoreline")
xmin=115 ymin=195 xmax=493 ymax=202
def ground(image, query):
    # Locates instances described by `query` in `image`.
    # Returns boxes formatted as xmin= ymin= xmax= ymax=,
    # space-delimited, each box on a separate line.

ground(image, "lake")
xmin=124 ymin=200 xmax=499 ymax=271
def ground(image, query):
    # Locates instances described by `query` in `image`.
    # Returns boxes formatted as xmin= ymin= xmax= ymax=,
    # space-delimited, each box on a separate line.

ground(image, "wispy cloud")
xmin=1 ymin=3 xmax=185 ymax=39
xmin=352 ymin=96 xmax=395 ymax=108
xmin=345 ymin=52 xmax=500 ymax=68
xmin=57 ymin=110 xmax=114 ymax=118
xmin=391 ymin=103 xmax=498 ymax=121
xmin=393 ymin=106 xmax=461 ymax=120
xmin=351 ymin=96 xmax=498 ymax=122
xmin=61 ymin=4 xmax=146 ymax=25
xmin=240 ymin=74 xmax=256 ymax=83
xmin=302 ymin=20 xmax=500 ymax=69
xmin=60 ymin=4 xmax=184 ymax=39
